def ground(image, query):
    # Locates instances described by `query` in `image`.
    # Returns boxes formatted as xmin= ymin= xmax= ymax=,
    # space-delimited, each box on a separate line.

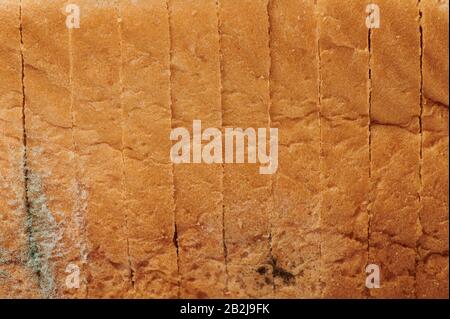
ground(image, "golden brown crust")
xmin=417 ymin=0 xmax=449 ymax=299
xmin=71 ymin=0 xmax=130 ymax=298
xmin=20 ymin=0 xmax=89 ymax=298
xmin=168 ymin=0 xmax=226 ymax=298
xmin=370 ymin=0 xmax=421 ymax=298
xmin=317 ymin=0 xmax=370 ymax=298
xmin=0 ymin=0 xmax=40 ymax=298
xmin=0 ymin=0 xmax=447 ymax=299
xmin=219 ymin=0 xmax=273 ymax=298
xmin=269 ymin=0 xmax=321 ymax=298
xmin=119 ymin=0 xmax=178 ymax=298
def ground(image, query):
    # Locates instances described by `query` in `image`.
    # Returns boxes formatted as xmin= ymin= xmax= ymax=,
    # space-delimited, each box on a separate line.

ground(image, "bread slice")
xmin=269 ymin=0 xmax=321 ymax=297
xmin=421 ymin=0 xmax=449 ymax=107
xmin=168 ymin=0 xmax=226 ymax=298
xmin=71 ymin=0 xmax=130 ymax=298
xmin=0 ymin=0 xmax=39 ymax=298
xmin=370 ymin=0 xmax=421 ymax=298
xmin=0 ymin=0 xmax=447 ymax=299
xmin=317 ymin=0 xmax=370 ymax=298
xmin=20 ymin=0 xmax=91 ymax=298
xmin=119 ymin=0 xmax=179 ymax=298
xmin=417 ymin=0 xmax=449 ymax=298
xmin=218 ymin=0 xmax=273 ymax=297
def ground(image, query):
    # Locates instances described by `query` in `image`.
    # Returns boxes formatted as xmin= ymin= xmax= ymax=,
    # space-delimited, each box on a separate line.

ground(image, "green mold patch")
xmin=0 ymin=270 xmax=10 ymax=279
xmin=26 ymin=170 xmax=61 ymax=298
xmin=0 ymin=248 xmax=9 ymax=265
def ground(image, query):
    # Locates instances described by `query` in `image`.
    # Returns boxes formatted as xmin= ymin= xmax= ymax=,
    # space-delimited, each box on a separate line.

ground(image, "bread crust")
xmin=317 ymin=0 xmax=370 ymax=298
xmin=370 ymin=0 xmax=421 ymax=298
xmin=71 ymin=0 xmax=130 ymax=298
xmin=417 ymin=0 xmax=449 ymax=299
xmin=168 ymin=0 xmax=226 ymax=298
xmin=218 ymin=0 xmax=274 ymax=298
xmin=119 ymin=0 xmax=179 ymax=298
xmin=0 ymin=0 xmax=40 ymax=298
xmin=269 ymin=0 xmax=321 ymax=298
xmin=0 ymin=0 xmax=447 ymax=299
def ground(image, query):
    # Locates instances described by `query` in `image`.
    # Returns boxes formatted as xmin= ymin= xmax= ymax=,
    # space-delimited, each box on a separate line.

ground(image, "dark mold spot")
xmin=256 ymin=266 xmax=267 ymax=275
xmin=269 ymin=257 xmax=295 ymax=285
